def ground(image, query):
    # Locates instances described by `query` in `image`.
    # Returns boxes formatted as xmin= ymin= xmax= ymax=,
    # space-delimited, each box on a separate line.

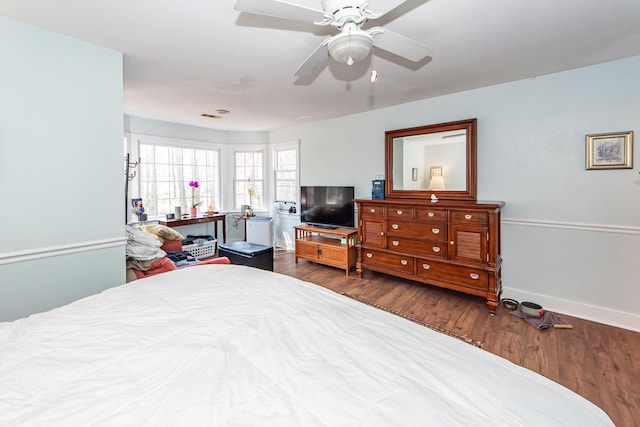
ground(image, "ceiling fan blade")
xmin=363 ymin=0 xmax=408 ymax=17
xmin=294 ymin=41 xmax=330 ymax=77
xmin=370 ymin=27 xmax=433 ymax=62
xmin=234 ymin=0 xmax=326 ymax=23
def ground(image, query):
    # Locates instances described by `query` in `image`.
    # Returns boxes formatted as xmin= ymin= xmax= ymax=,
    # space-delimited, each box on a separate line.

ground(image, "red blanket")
xmin=131 ymin=256 xmax=230 ymax=280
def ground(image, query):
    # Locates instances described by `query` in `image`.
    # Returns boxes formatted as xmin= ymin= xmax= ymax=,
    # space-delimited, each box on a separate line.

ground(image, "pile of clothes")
xmin=165 ymin=251 xmax=198 ymax=268
xmin=125 ymin=225 xmax=230 ymax=282
xmin=125 ymin=225 xmax=166 ymax=273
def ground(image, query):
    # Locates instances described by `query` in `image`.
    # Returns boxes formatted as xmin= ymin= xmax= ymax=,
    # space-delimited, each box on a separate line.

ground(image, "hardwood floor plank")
xmin=274 ymin=251 xmax=640 ymax=427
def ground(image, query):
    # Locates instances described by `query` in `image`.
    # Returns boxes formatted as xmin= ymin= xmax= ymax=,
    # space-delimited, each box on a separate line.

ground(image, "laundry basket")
xmin=182 ymin=239 xmax=217 ymax=260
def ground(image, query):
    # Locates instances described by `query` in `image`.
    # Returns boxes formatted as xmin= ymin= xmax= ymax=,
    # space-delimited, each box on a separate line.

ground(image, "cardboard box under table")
xmin=218 ymin=241 xmax=274 ymax=271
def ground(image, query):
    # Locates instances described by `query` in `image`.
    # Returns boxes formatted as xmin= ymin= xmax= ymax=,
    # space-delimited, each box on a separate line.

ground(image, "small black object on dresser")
xmin=371 ymin=178 xmax=385 ymax=199
xmin=218 ymin=241 xmax=274 ymax=271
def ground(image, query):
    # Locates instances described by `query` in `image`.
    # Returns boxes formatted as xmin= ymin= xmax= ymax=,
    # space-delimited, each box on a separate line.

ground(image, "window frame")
xmin=233 ymin=149 xmax=265 ymax=211
xmin=130 ymin=135 xmax=222 ymax=217
xmin=126 ymin=135 xmax=298 ymax=218
xmin=271 ymin=140 xmax=300 ymax=208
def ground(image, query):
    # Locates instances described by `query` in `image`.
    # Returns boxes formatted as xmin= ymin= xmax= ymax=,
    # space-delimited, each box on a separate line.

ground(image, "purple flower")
xmin=189 ymin=181 xmax=202 ymax=208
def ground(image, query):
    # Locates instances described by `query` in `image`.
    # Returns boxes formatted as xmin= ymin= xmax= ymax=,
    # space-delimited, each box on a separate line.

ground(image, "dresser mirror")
xmin=385 ymin=118 xmax=477 ymax=200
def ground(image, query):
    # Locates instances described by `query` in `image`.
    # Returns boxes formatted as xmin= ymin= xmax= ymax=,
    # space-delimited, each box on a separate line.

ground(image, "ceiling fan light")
xmin=327 ymin=32 xmax=373 ymax=64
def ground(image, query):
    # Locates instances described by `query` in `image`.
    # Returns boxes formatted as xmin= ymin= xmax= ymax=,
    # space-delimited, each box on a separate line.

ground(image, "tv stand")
xmin=294 ymin=224 xmax=357 ymax=276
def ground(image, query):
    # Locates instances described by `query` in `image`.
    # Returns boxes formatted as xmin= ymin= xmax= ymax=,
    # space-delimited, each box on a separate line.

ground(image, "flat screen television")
xmin=300 ymin=186 xmax=355 ymax=229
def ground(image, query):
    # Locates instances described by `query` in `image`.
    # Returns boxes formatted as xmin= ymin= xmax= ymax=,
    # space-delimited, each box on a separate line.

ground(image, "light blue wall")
xmin=0 ymin=18 xmax=126 ymax=321
xmin=270 ymin=56 xmax=640 ymax=331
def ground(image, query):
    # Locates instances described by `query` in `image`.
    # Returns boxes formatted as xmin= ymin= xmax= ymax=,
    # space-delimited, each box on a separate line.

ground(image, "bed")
xmin=0 ymin=265 xmax=613 ymax=426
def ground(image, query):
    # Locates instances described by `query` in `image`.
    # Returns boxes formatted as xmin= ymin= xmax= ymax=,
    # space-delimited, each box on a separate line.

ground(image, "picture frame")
xmin=585 ymin=131 xmax=633 ymax=170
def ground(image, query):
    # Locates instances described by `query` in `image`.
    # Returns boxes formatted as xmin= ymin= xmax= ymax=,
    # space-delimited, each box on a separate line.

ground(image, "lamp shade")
xmin=429 ymin=175 xmax=445 ymax=190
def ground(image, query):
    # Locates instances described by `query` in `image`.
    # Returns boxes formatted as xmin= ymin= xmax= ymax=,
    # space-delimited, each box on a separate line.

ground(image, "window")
xmin=234 ymin=150 xmax=263 ymax=209
xmin=139 ymin=142 xmax=220 ymax=216
xmin=273 ymin=147 xmax=297 ymax=203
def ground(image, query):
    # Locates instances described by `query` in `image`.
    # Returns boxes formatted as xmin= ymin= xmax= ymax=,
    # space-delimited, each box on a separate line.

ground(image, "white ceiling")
xmin=3 ymin=0 xmax=640 ymax=132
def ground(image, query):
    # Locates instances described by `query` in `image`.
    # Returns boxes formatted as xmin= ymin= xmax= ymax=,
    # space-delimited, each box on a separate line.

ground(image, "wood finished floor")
xmin=274 ymin=251 xmax=639 ymax=427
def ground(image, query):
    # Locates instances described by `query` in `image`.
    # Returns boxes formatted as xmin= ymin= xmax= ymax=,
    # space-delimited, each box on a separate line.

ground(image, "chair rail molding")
xmin=502 ymin=218 xmax=640 ymax=235
xmin=0 ymin=237 xmax=127 ymax=265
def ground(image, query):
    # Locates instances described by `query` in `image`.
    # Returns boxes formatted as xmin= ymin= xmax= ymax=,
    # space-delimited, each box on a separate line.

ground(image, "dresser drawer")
xmin=416 ymin=258 xmax=488 ymax=290
xmin=387 ymin=237 xmax=447 ymax=257
xmin=450 ymin=210 xmax=488 ymax=226
xmin=415 ymin=208 xmax=447 ymax=222
xmin=362 ymin=249 xmax=414 ymax=273
xmin=361 ymin=204 xmax=384 ymax=218
xmin=386 ymin=207 xmax=413 ymax=219
xmin=386 ymin=220 xmax=446 ymax=238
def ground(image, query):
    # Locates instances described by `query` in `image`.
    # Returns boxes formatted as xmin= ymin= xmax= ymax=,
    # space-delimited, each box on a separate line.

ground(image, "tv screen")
xmin=300 ymin=186 xmax=355 ymax=228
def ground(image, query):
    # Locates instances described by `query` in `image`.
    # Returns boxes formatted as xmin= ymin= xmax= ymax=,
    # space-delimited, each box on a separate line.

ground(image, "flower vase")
xmin=190 ymin=207 xmax=198 ymax=217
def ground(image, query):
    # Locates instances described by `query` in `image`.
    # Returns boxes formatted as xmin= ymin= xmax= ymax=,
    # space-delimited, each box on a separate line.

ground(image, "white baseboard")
xmin=275 ymin=238 xmax=295 ymax=251
xmin=503 ymin=287 xmax=640 ymax=333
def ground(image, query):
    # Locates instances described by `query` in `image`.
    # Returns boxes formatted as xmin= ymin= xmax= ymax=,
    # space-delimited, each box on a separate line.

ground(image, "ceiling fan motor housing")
xmin=322 ymin=0 xmax=363 ymax=18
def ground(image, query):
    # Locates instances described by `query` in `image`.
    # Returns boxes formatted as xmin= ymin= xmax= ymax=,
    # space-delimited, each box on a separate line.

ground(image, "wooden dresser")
xmin=354 ymin=198 xmax=505 ymax=313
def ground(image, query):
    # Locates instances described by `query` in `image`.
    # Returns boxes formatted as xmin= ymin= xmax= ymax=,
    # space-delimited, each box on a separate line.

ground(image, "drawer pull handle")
xmin=465 ymin=214 xmax=472 ymax=220
xmin=366 ymin=253 xmax=373 ymax=258
xmin=432 ymin=228 xmax=440 ymax=234
xmin=432 ymin=247 xmax=440 ymax=253
xmin=397 ymin=210 xmax=403 ymax=215
xmin=400 ymin=260 xmax=408 ymax=265
xmin=450 ymin=241 xmax=454 ymax=245
xmin=428 ymin=212 xmax=435 ymax=217
xmin=392 ymin=240 xmax=399 ymax=246
xmin=392 ymin=224 xmax=399 ymax=230
xmin=422 ymin=263 xmax=430 ymax=270
xmin=370 ymin=208 xmax=376 ymax=213
xmin=380 ymin=232 xmax=384 ymax=236
xmin=470 ymin=273 xmax=479 ymax=280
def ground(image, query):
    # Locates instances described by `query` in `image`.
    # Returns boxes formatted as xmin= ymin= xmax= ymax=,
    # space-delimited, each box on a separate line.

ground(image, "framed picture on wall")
xmin=585 ymin=131 xmax=633 ymax=170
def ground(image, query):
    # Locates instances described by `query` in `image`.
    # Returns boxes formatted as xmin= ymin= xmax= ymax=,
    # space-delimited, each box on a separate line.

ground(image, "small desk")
xmin=231 ymin=215 xmax=254 ymax=241
xmin=159 ymin=214 xmax=226 ymax=243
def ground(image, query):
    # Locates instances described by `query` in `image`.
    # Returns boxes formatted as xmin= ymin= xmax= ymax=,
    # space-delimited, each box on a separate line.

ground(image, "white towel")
xmin=125 ymin=225 xmax=166 ymax=261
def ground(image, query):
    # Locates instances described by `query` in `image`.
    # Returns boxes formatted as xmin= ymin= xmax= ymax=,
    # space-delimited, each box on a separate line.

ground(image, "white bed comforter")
xmin=0 ymin=265 xmax=613 ymax=426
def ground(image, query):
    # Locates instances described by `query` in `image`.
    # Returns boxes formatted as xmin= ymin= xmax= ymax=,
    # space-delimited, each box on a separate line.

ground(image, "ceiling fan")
xmin=234 ymin=0 xmax=433 ymax=77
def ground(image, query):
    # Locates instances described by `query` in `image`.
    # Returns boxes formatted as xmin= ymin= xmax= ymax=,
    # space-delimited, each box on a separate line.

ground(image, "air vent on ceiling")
xmin=201 ymin=113 xmax=222 ymax=119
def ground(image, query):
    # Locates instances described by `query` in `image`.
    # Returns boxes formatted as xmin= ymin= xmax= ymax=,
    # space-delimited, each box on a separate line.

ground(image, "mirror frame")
xmin=384 ymin=118 xmax=477 ymax=201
